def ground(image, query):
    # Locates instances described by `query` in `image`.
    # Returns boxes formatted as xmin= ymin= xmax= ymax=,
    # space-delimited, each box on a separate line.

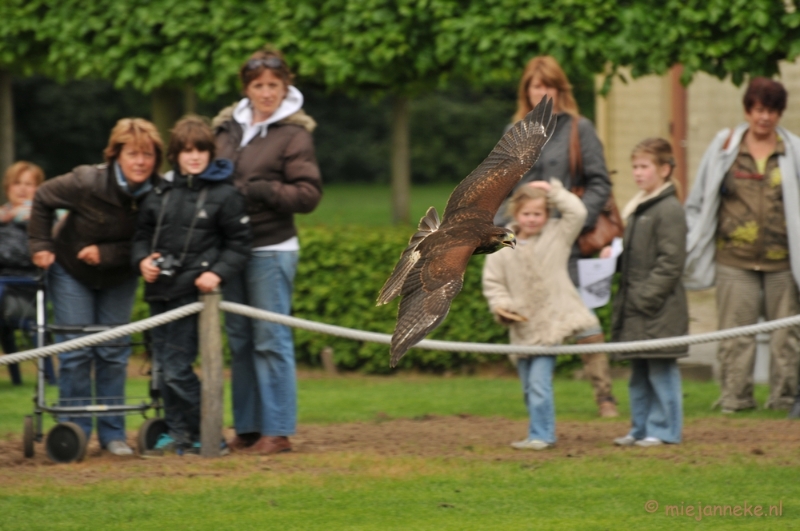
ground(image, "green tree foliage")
xmin=613 ymin=0 xmax=800 ymax=85
xmin=0 ymin=0 xmax=49 ymax=74
xmin=3 ymin=1 xmax=800 ymax=100
xmin=436 ymin=0 xmax=623 ymax=85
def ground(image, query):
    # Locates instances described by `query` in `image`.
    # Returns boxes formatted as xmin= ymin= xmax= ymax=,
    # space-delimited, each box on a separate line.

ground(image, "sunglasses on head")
xmin=245 ymin=57 xmax=284 ymax=71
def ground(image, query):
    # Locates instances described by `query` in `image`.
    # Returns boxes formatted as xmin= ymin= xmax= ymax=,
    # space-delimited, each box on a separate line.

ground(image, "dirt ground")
xmin=2 ymin=415 xmax=800 ymax=482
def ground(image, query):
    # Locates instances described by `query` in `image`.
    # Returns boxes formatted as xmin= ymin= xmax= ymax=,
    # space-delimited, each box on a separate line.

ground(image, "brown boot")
xmin=245 ymin=436 xmax=292 ymax=455
xmin=228 ymin=432 xmax=260 ymax=451
xmin=599 ymin=400 xmax=619 ymax=418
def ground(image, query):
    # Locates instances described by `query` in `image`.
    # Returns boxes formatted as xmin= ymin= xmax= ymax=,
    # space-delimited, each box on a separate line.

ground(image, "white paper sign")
xmin=577 ymin=238 xmax=623 ymax=309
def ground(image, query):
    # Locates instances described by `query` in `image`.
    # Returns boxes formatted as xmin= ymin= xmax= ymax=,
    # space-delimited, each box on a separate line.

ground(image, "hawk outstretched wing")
xmin=443 ymin=97 xmax=555 ymax=223
xmin=378 ymin=97 xmax=556 ymax=366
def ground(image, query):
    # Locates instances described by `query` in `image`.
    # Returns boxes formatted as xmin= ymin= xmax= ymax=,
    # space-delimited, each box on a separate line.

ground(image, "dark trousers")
xmin=1 ymin=325 xmax=22 ymax=385
xmin=149 ymin=294 xmax=201 ymax=446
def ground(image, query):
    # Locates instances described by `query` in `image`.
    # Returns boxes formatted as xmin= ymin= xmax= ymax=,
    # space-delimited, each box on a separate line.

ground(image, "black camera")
xmin=152 ymin=255 xmax=181 ymax=280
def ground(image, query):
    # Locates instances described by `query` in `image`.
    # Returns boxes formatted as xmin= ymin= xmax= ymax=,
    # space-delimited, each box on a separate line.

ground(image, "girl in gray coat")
xmin=612 ymin=138 xmax=688 ymax=447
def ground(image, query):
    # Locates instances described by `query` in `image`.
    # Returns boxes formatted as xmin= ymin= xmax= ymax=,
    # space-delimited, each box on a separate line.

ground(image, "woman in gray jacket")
xmin=612 ymin=138 xmax=688 ymax=447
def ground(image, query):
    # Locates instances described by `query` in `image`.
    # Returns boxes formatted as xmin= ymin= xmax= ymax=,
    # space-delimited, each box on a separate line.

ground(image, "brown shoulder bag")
xmin=568 ymin=116 xmax=624 ymax=257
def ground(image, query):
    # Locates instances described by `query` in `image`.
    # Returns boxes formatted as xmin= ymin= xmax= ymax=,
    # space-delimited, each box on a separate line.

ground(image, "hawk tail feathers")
xmin=376 ymin=207 xmax=440 ymax=306
xmin=408 ymin=206 xmax=441 ymax=247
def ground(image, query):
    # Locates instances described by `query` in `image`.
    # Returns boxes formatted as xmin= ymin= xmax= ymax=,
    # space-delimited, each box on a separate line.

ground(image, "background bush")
xmin=292 ymin=225 xmax=613 ymax=374
xmin=124 ymin=224 xmax=614 ymax=374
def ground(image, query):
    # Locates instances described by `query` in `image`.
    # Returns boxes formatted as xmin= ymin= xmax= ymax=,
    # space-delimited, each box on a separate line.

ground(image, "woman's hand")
xmin=32 ymin=250 xmax=56 ymax=269
xmin=77 ymin=245 xmax=101 ymax=266
xmin=599 ymin=246 xmax=613 ymax=259
xmin=195 ymin=272 xmax=221 ymax=293
xmin=140 ymin=253 xmax=161 ymax=283
xmin=527 ymin=180 xmax=552 ymax=192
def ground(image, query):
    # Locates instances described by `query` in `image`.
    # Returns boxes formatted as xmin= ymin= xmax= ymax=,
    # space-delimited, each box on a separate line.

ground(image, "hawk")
xmin=377 ymin=96 xmax=556 ymax=367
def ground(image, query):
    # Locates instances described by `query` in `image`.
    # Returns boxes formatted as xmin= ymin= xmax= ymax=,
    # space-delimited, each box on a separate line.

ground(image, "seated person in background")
xmin=0 ymin=161 xmax=45 ymax=385
xmin=133 ymin=116 xmax=251 ymax=456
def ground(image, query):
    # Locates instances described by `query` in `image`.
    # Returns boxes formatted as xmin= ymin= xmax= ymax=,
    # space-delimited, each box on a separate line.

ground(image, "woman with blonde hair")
xmin=0 ymin=161 xmax=46 ymax=385
xmin=29 ymin=118 xmax=163 ymax=457
xmin=496 ymin=56 xmax=617 ymax=417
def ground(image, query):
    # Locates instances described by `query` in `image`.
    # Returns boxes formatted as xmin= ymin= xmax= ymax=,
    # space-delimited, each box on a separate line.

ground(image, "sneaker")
xmin=154 ymin=433 xmax=177 ymax=450
xmin=613 ymin=435 xmax=637 ymax=446
xmin=142 ymin=433 xmax=178 ymax=457
xmin=510 ymin=439 xmax=552 ymax=450
xmin=106 ymin=440 xmax=134 ymax=456
xmin=634 ymin=437 xmax=663 ymax=447
xmin=190 ymin=440 xmax=231 ymax=456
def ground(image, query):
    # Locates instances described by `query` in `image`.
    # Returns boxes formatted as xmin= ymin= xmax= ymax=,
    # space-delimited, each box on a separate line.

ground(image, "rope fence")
xmin=2 ymin=298 xmax=800 ymax=367
xmin=0 ymin=302 xmax=203 ymax=366
xmin=219 ymin=301 xmax=800 ymax=355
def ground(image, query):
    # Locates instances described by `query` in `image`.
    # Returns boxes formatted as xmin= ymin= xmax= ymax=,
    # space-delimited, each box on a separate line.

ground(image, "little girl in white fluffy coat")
xmin=482 ymin=179 xmax=600 ymax=450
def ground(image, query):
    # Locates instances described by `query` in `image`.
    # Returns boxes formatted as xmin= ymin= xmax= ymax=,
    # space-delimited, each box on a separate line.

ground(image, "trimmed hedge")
xmin=292 ymin=225 xmax=613 ymax=374
xmin=130 ymin=225 xmax=614 ymax=374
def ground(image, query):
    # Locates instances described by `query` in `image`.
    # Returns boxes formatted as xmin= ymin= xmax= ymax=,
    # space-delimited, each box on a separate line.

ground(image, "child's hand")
xmin=527 ymin=180 xmax=552 ymax=192
xmin=599 ymin=246 xmax=613 ymax=259
xmin=495 ymin=308 xmax=528 ymax=324
xmin=140 ymin=253 xmax=161 ymax=283
xmin=195 ymin=271 xmax=221 ymax=293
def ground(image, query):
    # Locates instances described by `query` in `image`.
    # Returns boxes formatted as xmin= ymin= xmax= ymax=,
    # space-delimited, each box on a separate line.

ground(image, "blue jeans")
xmin=628 ymin=359 xmax=683 ymax=443
xmin=223 ymin=250 xmax=298 ymax=436
xmin=48 ymin=262 xmax=138 ymax=446
xmin=517 ymin=355 xmax=556 ymax=444
xmin=149 ymin=294 xmax=201 ymax=446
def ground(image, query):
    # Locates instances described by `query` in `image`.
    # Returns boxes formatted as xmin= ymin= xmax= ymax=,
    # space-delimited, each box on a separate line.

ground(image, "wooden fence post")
xmin=199 ymin=291 xmax=223 ymax=457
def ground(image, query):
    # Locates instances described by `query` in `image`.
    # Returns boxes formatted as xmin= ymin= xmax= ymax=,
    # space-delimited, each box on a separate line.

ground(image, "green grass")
xmin=0 ymin=371 xmax=796 ymax=530
xmin=297 ymin=183 xmax=454 ymax=227
xmin=0 ymin=455 xmax=796 ymax=530
xmin=0 ymin=366 xmax=786 ymax=436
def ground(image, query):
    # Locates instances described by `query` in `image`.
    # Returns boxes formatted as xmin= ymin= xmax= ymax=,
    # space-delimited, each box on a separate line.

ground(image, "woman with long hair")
xmin=498 ymin=56 xmax=618 ymax=418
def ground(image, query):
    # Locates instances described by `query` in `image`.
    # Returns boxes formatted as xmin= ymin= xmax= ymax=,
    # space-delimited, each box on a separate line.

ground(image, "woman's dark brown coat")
xmin=611 ymin=184 xmax=689 ymax=358
xmin=28 ymin=164 xmax=148 ymax=289
xmin=214 ymin=109 xmax=322 ymax=248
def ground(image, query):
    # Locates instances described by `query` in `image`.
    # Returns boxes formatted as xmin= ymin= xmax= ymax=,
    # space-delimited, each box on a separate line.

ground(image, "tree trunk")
xmin=151 ymin=87 xmax=184 ymax=171
xmin=0 ymin=69 xmax=14 ymax=203
xmin=391 ymin=95 xmax=411 ymax=225
xmin=184 ymin=85 xmax=197 ymax=115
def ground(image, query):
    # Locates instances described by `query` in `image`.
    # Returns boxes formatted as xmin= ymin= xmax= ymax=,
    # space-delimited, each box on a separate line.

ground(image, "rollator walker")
xmin=4 ymin=275 xmax=168 ymax=463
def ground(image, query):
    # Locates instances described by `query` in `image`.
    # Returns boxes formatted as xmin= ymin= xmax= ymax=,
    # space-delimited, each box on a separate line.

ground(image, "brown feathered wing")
xmin=443 ymin=96 xmax=555 ymax=223
xmin=389 ymin=242 xmax=475 ymax=367
xmin=379 ymin=97 xmax=556 ymax=367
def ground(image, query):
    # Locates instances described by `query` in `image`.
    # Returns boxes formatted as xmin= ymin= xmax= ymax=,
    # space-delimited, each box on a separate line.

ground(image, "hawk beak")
xmin=503 ymin=234 xmax=517 ymax=249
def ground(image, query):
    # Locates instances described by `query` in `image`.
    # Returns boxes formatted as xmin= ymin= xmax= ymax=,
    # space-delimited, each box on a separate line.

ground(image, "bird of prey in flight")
xmin=377 ymin=96 xmax=556 ymax=367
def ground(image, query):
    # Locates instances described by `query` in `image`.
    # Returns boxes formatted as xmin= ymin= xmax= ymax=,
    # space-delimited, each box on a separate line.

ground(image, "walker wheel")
xmin=45 ymin=422 xmax=87 ymax=463
xmin=137 ymin=417 xmax=168 ymax=455
xmin=23 ymin=416 xmax=34 ymax=458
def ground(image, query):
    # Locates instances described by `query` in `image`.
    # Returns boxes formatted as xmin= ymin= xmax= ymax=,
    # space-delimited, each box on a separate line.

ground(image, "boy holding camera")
xmin=132 ymin=116 xmax=251 ymax=455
